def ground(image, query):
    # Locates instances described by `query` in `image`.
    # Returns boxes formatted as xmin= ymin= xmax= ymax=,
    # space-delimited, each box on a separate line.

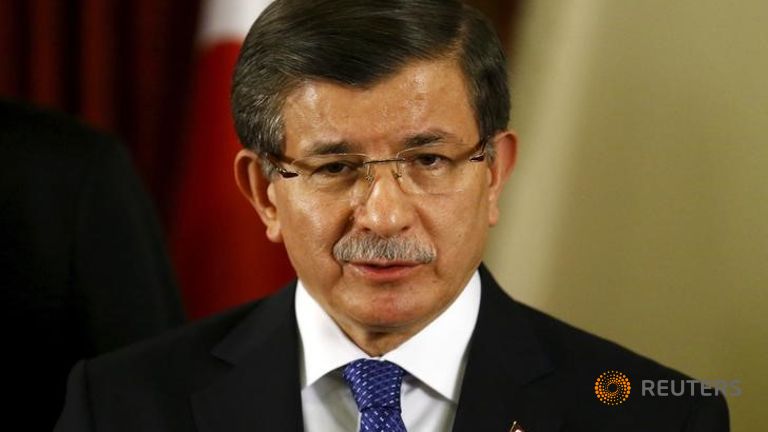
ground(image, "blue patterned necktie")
xmin=343 ymin=359 xmax=408 ymax=432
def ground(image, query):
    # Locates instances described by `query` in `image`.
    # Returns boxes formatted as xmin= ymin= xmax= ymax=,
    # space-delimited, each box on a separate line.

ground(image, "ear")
xmin=234 ymin=149 xmax=284 ymax=243
xmin=486 ymin=130 xmax=518 ymax=226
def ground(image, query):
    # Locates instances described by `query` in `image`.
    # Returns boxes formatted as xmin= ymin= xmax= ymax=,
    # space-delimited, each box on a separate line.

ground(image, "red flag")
xmin=171 ymin=0 xmax=293 ymax=319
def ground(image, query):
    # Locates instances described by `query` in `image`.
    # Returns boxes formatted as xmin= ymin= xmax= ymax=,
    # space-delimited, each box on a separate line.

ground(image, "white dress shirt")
xmin=295 ymin=271 xmax=481 ymax=432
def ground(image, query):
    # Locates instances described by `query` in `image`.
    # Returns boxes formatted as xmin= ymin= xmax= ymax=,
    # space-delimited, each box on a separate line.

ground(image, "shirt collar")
xmin=295 ymin=271 xmax=481 ymax=403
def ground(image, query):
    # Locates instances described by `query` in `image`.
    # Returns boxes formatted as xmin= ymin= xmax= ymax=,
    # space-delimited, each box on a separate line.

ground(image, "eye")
xmin=413 ymin=153 xmax=449 ymax=167
xmin=313 ymin=161 xmax=355 ymax=176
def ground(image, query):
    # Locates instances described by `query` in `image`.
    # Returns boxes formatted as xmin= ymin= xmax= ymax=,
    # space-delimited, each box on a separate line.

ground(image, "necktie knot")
xmin=343 ymin=359 xmax=407 ymax=432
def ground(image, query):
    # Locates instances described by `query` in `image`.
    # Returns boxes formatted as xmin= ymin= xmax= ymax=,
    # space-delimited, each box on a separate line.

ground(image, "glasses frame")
xmin=263 ymin=135 xmax=491 ymax=181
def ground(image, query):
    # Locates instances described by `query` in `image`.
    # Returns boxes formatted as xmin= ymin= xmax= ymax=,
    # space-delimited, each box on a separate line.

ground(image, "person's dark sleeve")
xmin=73 ymin=141 xmax=185 ymax=353
xmin=54 ymin=360 xmax=93 ymax=432
xmin=683 ymin=394 xmax=730 ymax=432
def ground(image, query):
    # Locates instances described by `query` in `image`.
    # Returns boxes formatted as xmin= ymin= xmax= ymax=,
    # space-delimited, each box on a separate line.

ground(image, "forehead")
xmin=281 ymin=59 xmax=478 ymax=155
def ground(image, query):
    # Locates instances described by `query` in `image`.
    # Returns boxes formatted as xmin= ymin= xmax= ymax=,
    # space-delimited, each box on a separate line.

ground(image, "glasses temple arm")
xmin=263 ymin=153 xmax=299 ymax=178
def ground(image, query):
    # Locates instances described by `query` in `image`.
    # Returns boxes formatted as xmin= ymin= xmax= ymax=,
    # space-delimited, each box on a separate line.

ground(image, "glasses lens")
xmin=294 ymin=154 xmax=366 ymax=193
xmin=399 ymin=144 xmax=468 ymax=194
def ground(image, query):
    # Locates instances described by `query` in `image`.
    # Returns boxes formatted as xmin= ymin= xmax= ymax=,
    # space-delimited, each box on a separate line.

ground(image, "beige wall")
xmin=485 ymin=0 xmax=767 ymax=429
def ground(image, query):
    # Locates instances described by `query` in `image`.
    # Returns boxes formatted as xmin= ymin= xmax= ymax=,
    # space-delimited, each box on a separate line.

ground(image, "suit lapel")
xmin=452 ymin=265 xmax=562 ymax=432
xmin=191 ymin=283 xmax=304 ymax=432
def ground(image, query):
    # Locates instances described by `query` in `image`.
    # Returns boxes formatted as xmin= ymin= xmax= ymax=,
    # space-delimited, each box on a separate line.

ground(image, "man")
xmin=56 ymin=1 xmax=729 ymax=431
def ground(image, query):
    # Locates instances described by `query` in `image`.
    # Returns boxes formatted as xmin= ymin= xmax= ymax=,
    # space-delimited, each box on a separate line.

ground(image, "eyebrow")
xmin=302 ymin=129 xmax=463 ymax=157
xmin=303 ymin=140 xmax=357 ymax=157
xmin=401 ymin=130 xmax=461 ymax=149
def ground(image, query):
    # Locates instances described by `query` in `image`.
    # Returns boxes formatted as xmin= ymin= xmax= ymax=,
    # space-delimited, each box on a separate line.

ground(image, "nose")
xmin=352 ymin=163 xmax=416 ymax=237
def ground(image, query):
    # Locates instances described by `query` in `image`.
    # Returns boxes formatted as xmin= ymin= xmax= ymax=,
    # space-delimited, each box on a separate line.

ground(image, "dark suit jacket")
xmin=0 ymin=100 xmax=184 ymax=431
xmin=55 ymin=266 xmax=728 ymax=431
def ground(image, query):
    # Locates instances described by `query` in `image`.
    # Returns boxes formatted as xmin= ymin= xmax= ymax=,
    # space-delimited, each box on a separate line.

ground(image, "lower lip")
xmin=348 ymin=263 xmax=420 ymax=283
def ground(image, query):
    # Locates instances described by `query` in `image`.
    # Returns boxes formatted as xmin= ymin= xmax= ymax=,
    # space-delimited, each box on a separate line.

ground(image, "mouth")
xmin=346 ymin=260 xmax=422 ymax=283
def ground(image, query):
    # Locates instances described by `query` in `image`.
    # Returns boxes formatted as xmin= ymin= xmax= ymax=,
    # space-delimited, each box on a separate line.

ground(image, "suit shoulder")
xmin=477 ymin=263 xmax=730 ymax=429
xmin=514 ymin=299 xmax=689 ymax=379
xmin=57 ymin=286 xmax=298 ymax=429
xmin=510 ymin=298 xmax=730 ymax=429
xmin=81 ymin=299 xmax=263 ymax=393
xmin=95 ymin=300 xmax=257 ymax=361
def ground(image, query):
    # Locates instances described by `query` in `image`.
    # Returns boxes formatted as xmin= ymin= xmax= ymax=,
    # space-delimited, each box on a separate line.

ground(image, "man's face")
xmin=241 ymin=59 xmax=515 ymax=340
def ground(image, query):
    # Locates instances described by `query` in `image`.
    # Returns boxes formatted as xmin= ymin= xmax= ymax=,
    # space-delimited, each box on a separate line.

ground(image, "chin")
xmin=349 ymin=301 xmax=432 ymax=332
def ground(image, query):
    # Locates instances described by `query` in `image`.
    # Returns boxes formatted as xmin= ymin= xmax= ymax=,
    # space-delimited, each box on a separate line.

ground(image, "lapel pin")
xmin=509 ymin=420 xmax=525 ymax=432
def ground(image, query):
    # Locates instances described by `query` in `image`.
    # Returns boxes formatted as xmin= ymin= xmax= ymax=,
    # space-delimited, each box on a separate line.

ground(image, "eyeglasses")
xmin=263 ymin=137 xmax=489 ymax=199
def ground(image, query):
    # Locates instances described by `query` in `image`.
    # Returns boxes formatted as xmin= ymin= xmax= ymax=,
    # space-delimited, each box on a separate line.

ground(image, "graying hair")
xmin=231 ymin=0 xmax=509 ymax=177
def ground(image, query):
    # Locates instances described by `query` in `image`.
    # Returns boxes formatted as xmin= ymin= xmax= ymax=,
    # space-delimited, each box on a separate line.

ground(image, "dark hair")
xmin=231 ymin=0 xmax=509 ymax=173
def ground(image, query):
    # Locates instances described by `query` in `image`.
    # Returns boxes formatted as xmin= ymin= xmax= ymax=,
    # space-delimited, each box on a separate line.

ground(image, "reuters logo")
xmin=595 ymin=371 xmax=631 ymax=405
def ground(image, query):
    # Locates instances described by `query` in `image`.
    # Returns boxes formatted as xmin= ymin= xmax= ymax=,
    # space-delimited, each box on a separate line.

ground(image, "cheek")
xmin=426 ymin=184 xmax=490 ymax=255
xmin=276 ymin=191 xmax=348 ymax=263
